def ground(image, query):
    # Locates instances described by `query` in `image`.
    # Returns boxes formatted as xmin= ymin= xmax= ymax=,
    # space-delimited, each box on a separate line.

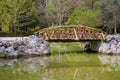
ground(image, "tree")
xmin=96 ymin=0 xmax=120 ymax=34
xmin=18 ymin=0 xmax=39 ymax=32
xmin=47 ymin=0 xmax=83 ymax=26
xmin=66 ymin=7 xmax=101 ymax=27
xmin=35 ymin=0 xmax=82 ymax=27
xmin=35 ymin=0 xmax=50 ymax=27
xmin=0 ymin=0 xmax=38 ymax=33
xmin=0 ymin=0 xmax=10 ymax=32
xmin=82 ymin=0 xmax=96 ymax=9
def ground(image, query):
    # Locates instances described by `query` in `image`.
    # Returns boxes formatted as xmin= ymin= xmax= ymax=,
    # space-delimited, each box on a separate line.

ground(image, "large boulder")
xmin=5 ymin=46 xmax=18 ymax=57
xmin=0 ymin=35 xmax=50 ymax=58
xmin=0 ymin=47 xmax=5 ymax=57
xmin=99 ymin=34 xmax=120 ymax=54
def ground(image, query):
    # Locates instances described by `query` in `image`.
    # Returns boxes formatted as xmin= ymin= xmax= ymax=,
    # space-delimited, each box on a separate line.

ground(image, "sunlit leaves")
xmin=66 ymin=7 xmax=101 ymax=27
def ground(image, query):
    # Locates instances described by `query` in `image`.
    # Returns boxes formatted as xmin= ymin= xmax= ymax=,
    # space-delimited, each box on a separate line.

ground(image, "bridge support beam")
xmin=90 ymin=41 xmax=101 ymax=52
xmin=84 ymin=41 xmax=102 ymax=52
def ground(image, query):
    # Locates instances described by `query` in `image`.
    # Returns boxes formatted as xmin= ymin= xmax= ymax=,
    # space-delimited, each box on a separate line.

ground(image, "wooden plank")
xmin=74 ymin=28 xmax=79 ymax=40
xmin=34 ymin=26 xmax=107 ymax=41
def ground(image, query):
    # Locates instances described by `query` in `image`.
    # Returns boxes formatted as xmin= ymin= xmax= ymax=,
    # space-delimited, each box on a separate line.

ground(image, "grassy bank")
xmin=0 ymin=32 xmax=33 ymax=37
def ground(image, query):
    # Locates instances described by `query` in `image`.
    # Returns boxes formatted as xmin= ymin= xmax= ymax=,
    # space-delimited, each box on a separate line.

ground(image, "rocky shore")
xmin=0 ymin=35 xmax=50 ymax=58
xmin=99 ymin=34 xmax=120 ymax=54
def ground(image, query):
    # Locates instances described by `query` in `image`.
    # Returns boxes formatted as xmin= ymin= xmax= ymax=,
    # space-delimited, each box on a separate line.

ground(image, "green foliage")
xmin=10 ymin=0 xmax=39 ymax=32
xmin=2 ymin=26 xmax=9 ymax=32
xmin=0 ymin=0 xmax=39 ymax=34
xmin=0 ymin=0 xmax=10 ymax=25
xmin=0 ymin=0 xmax=120 ymax=36
xmin=66 ymin=7 xmax=101 ymax=27
xmin=95 ymin=0 xmax=120 ymax=34
xmin=0 ymin=31 xmax=33 ymax=37
xmin=35 ymin=0 xmax=82 ymax=26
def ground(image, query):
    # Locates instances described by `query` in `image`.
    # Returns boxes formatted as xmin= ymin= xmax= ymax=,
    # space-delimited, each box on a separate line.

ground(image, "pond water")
xmin=0 ymin=53 xmax=120 ymax=80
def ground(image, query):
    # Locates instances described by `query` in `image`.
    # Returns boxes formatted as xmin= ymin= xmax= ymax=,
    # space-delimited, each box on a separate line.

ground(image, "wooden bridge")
xmin=34 ymin=25 xmax=107 ymax=42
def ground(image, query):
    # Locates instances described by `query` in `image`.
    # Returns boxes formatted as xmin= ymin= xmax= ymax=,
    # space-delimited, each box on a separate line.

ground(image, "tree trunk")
xmin=58 ymin=0 xmax=62 ymax=26
xmin=34 ymin=26 xmax=35 ymax=31
xmin=113 ymin=12 xmax=117 ymax=34
xmin=26 ymin=26 xmax=28 ymax=32
xmin=44 ymin=8 xmax=51 ymax=27
xmin=91 ymin=0 xmax=95 ymax=9
xmin=0 ymin=23 xmax=2 ymax=32
xmin=114 ymin=24 xmax=117 ymax=34
xmin=59 ymin=13 xmax=62 ymax=26
xmin=14 ymin=25 xmax=17 ymax=34
xmin=0 ymin=27 xmax=2 ymax=32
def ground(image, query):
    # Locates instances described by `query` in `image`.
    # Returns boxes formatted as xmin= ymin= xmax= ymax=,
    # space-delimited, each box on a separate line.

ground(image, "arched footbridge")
xmin=34 ymin=25 xmax=107 ymax=42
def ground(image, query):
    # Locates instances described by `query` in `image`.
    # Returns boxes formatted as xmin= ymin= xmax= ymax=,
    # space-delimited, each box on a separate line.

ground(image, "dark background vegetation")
xmin=0 ymin=0 xmax=120 ymax=36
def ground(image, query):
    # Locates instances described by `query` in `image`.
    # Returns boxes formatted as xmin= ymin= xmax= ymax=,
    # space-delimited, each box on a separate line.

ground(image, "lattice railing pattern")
xmin=34 ymin=26 xmax=107 ymax=41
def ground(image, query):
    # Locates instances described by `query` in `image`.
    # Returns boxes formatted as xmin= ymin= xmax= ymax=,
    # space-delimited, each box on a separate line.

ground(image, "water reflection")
xmin=99 ymin=55 xmax=120 ymax=71
xmin=0 ymin=56 xmax=48 ymax=74
xmin=41 ymin=76 xmax=55 ymax=80
xmin=0 ymin=54 xmax=120 ymax=80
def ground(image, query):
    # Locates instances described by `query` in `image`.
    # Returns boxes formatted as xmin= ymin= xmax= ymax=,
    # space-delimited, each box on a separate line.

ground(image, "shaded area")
xmin=0 ymin=32 xmax=33 ymax=37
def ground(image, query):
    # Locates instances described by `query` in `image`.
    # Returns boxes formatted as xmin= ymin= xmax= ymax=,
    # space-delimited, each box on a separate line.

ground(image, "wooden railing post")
xmin=34 ymin=26 xmax=107 ymax=41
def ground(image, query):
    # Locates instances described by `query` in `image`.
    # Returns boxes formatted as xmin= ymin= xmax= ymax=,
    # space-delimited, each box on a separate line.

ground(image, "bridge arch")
xmin=34 ymin=25 xmax=107 ymax=42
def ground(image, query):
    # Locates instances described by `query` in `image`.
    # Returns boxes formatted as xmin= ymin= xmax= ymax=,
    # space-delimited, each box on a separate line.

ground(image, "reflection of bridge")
xmin=34 ymin=25 xmax=107 ymax=42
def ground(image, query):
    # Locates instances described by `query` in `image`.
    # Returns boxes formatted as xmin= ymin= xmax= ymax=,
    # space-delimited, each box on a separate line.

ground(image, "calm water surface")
xmin=0 ymin=53 xmax=120 ymax=80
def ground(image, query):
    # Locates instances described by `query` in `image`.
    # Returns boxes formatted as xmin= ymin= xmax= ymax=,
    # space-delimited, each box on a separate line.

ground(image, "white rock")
xmin=111 ymin=44 xmax=117 ymax=53
xmin=18 ymin=46 xmax=29 ymax=54
xmin=5 ymin=46 xmax=14 ymax=54
xmin=106 ymin=35 xmax=115 ymax=41
xmin=116 ymin=42 xmax=120 ymax=48
xmin=23 ymin=38 xmax=29 ymax=45
xmin=2 ymin=41 xmax=11 ymax=48
xmin=0 ymin=47 xmax=5 ymax=57
xmin=18 ymin=46 xmax=27 ymax=52
xmin=0 ymin=35 xmax=50 ymax=57
xmin=42 ymin=49 xmax=50 ymax=54
xmin=109 ymin=40 xmax=117 ymax=45
xmin=5 ymin=46 xmax=18 ymax=57
xmin=99 ymin=46 xmax=103 ymax=53
xmin=116 ymin=49 xmax=120 ymax=54
xmin=12 ymin=41 xmax=19 ymax=49
xmin=26 ymin=49 xmax=32 ymax=54
xmin=99 ymin=35 xmax=120 ymax=54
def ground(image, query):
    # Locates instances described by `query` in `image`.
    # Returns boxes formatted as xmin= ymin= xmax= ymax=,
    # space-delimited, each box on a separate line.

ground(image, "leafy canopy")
xmin=66 ymin=7 xmax=101 ymax=27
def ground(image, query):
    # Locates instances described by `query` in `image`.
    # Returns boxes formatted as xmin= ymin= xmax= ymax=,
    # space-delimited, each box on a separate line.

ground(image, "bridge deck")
xmin=34 ymin=25 xmax=107 ymax=42
xmin=47 ymin=39 xmax=103 ymax=42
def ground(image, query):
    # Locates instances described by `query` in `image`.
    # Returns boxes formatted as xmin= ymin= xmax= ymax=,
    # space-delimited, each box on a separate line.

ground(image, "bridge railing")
xmin=34 ymin=26 xmax=107 ymax=41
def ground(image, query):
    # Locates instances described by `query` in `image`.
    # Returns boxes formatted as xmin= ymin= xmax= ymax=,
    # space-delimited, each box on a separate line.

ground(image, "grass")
xmin=0 ymin=31 xmax=33 ymax=37
xmin=0 ymin=25 xmax=40 ymax=37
